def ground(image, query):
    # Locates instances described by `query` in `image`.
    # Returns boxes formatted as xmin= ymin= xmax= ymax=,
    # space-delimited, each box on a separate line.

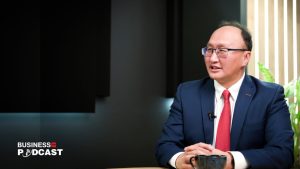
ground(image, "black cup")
xmin=190 ymin=155 xmax=227 ymax=169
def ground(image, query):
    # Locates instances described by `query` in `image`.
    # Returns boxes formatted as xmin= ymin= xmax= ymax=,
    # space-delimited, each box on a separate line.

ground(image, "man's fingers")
xmin=176 ymin=153 xmax=195 ymax=169
xmin=185 ymin=149 xmax=213 ymax=156
xmin=184 ymin=142 xmax=214 ymax=152
xmin=183 ymin=154 xmax=195 ymax=169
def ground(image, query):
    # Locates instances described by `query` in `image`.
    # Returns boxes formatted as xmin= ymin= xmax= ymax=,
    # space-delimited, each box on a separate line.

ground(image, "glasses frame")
xmin=201 ymin=47 xmax=249 ymax=58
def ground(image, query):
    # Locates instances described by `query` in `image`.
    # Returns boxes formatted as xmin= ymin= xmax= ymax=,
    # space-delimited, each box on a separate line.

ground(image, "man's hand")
xmin=176 ymin=143 xmax=214 ymax=169
xmin=175 ymin=153 xmax=195 ymax=169
xmin=175 ymin=142 xmax=234 ymax=169
xmin=211 ymin=148 xmax=234 ymax=169
xmin=184 ymin=142 xmax=214 ymax=154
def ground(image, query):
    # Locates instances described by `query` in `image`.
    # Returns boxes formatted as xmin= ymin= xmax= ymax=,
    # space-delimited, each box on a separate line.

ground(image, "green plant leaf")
xmin=258 ymin=62 xmax=275 ymax=82
xmin=297 ymin=110 xmax=300 ymax=119
xmin=296 ymin=79 xmax=300 ymax=101
xmin=284 ymin=81 xmax=295 ymax=98
xmin=289 ymin=103 xmax=296 ymax=115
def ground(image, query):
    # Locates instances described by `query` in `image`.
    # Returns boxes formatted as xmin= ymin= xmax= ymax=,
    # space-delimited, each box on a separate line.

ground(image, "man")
xmin=155 ymin=21 xmax=294 ymax=169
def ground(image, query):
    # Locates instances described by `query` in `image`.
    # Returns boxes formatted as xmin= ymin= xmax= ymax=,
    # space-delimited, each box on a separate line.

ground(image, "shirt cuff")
xmin=169 ymin=152 xmax=184 ymax=168
xmin=230 ymin=151 xmax=249 ymax=169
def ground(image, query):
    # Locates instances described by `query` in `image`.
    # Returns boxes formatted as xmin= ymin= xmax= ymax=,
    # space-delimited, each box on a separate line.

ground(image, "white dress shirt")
xmin=169 ymin=73 xmax=248 ymax=169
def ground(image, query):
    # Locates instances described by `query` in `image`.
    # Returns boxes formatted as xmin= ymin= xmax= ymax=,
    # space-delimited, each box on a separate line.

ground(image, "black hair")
xmin=217 ymin=21 xmax=252 ymax=51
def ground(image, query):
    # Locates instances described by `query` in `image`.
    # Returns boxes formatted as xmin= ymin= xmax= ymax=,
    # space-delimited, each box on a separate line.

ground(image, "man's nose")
xmin=210 ymin=50 xmax=219 ymax=61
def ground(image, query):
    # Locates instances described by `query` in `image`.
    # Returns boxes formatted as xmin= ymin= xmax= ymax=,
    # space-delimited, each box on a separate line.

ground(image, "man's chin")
xmin=208 ymin=73 xmax=223 ymax=81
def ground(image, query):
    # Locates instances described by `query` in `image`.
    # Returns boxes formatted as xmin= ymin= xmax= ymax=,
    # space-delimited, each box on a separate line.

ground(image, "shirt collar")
xmin=214 ymin=73 xmax=245 ymax=101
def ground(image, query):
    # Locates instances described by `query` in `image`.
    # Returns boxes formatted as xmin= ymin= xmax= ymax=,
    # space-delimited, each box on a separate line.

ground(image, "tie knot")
xmin=222 ymin=89 xmax=230 ymax=101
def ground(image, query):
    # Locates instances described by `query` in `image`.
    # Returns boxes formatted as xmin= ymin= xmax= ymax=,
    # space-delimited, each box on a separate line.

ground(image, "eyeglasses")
xmin=201 ymin=47 xmax=249 ymax=58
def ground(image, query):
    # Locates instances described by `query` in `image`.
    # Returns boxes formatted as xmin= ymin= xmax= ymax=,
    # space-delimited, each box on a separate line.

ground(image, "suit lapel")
xmin=230 ymin=75 xmax=256 ymax=150
xmin=200 ymin=79 xmax=215 ymax=144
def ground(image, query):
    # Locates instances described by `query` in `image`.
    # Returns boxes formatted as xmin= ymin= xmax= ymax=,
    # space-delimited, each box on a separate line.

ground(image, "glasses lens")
xmin=201 ymin=47 xmax=207 ymax=56
xmin=217 ymin=48 xmax=228 ymax=58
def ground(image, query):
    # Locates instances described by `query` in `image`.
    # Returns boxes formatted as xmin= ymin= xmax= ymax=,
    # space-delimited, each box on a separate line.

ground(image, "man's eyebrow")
xmin=206 ymin=43 xmax=213 ymax=47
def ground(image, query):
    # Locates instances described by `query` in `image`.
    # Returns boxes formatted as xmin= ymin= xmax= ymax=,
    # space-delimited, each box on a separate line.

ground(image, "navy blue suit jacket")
xmin=156 ymin=75 xmax=294 ymax=169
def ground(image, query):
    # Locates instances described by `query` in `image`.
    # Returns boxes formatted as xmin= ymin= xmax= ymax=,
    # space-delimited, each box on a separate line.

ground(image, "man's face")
xmin=205 ymin=26 xmax=251 ymax=88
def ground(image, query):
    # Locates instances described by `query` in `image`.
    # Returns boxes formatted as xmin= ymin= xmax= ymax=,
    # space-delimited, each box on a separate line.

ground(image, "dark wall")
xmin=0 ymin=0 xmax=241 ymax=168
xmin=166 ymin=0 xmax=241 ymax=96
xmin=0 ymin=0 xmax=168 ymax=168
xmin=182 ymin=0 xmax=241 ymax=82
xmin=0 ymin=1 xmax=110 ymax=112
xmin=41 ymin=0 xmax=168 ymax=168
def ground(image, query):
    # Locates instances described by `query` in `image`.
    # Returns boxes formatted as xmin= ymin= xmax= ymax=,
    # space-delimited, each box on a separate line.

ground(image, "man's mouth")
xmin=210 ymin=66 xmax=221 ymax=70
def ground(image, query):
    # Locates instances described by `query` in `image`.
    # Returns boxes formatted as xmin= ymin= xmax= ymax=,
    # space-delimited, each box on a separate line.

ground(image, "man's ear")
xmin=242 ymin=51 xmax=251 ymax=66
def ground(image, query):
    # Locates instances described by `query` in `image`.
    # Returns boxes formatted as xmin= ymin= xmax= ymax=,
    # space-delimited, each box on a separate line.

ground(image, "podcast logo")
xmin=17 ymin=142 xmax=63 ymax=158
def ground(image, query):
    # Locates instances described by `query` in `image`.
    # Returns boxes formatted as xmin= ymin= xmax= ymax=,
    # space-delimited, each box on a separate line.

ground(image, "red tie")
xmin=216 ymin=89 xmax=231 ymax=151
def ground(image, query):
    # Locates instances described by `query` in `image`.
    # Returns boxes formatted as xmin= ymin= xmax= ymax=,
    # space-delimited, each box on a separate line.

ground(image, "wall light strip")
xmin=264 ymin=0 xmax=269 ymax=68
xmin=292 ymin=0 xmax=298 ymax=114
xmin=293 ymin=0 xmax=298 ymax=81
xmin=283 ymin=0 xmax=289 ymax=85
xmin=274 ymin=0 xmax=279 ymax=83
xmin=254 ymin=0 xmax=259 ymax=78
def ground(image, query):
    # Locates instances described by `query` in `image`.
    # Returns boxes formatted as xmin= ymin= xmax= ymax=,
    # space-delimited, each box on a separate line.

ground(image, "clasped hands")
xmin=175 ymin=142 xmax=233 ymax=169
